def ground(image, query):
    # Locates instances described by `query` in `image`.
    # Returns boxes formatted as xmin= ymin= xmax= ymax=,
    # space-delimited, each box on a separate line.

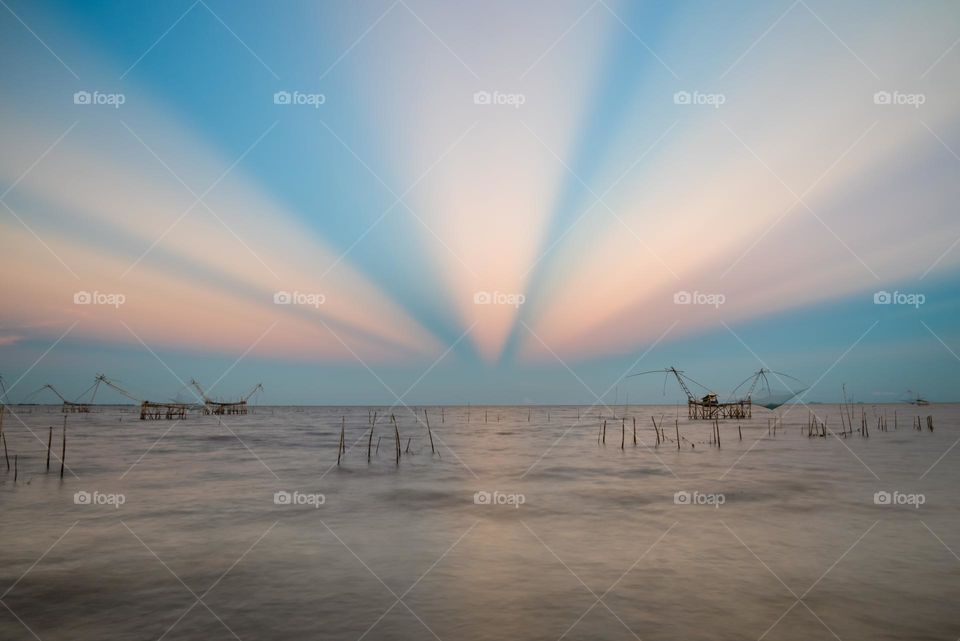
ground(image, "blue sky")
xmin=1 ymin=0 xmax=958 ymax=405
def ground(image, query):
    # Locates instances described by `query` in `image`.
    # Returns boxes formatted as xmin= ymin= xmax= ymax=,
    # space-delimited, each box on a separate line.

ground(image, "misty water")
xmin=1 ymin=404 xmax=958 ymax=640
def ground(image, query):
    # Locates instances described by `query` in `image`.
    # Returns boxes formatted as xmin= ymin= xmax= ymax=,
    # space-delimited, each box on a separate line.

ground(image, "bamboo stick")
xmin=425 ymin=409 xmax=435 ymax=455
xmin=60 ymin=420 xmax=66 ymax=479
xmin=368 ymin=412 xmax=376 ymax=462
xmin=392 ymin=414 xmax=400 ymax=464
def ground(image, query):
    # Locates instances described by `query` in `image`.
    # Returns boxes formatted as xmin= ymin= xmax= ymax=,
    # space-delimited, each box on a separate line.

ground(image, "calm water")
xmin=1 ymin=404 xmax=958 ymax=641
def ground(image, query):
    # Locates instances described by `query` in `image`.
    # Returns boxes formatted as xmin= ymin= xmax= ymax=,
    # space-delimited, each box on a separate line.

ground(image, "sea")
xmin=1 ymin=403 xmax=957 ymax=640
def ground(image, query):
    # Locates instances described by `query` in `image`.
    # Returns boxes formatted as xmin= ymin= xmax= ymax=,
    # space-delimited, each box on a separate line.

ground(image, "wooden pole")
xmin=337 ymin=416 xmax=345 ymax=466
xmin=392 ymin=414 xmax=400 ymax=464
xmin=13 ymin=453 xmax=17 ymax=483
xmin=60 ymin=420 xmax=66 ymax=479
xmin=425 ymin=409 xmax=435 ymax=455
xmin=621 ymin=418 xmax=625 ymax=450
xmin=46 ymin=425 xmax=52 ymax=470
xmin=368 ymin=412 xmax=376 ymax=462
xmin=602 ymin=420 xmax=606 ymax=444
xmin=738 ymin=424 xmax=742 ymax=440
xmin=632 ymin=417 xmax=637 ymax=446
xmin=675 ymin=419 xmax=680 ymax=451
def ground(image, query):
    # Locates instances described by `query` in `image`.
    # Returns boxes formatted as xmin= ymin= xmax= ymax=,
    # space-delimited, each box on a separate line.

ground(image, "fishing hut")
xmin=27 ymin=384 xmax=92 ymax=413
xmin=630 ymin=367 xmax=804 ymax=420
xmin=94 ymin=374 xmax=192 ymax=420
xmin=190 ymin=379 xmax=263 ymax=415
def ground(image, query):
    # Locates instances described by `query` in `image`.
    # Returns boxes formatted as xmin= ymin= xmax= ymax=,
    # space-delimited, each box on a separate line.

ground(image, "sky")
xmin=1 ymin=0 xmax=959 ymax=405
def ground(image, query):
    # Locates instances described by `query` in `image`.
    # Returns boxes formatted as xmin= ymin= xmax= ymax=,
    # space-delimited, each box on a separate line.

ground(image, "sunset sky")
xmin=1 ymin=0 xmax=959 ymax=404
